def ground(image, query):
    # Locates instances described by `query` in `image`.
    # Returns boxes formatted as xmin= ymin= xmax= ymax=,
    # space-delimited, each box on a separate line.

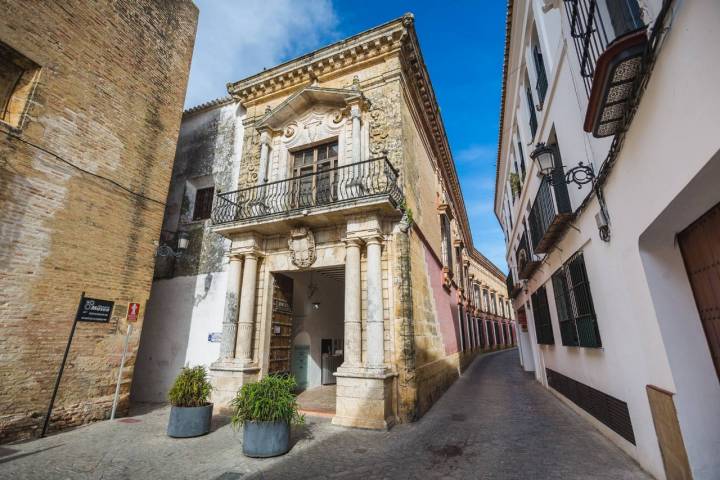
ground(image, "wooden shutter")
xmin=531 ymin=285 xmax=555 ymax=345
xmin=552 ymin=267 xmax=579 ymax=346
xmin=567 ymin=253 xmax=602 ymax=347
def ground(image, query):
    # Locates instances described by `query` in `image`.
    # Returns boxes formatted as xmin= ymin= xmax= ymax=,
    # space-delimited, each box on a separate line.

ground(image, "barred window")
xmin=531 ymin=285 xmax=555 ymax=345
xmin=551 ymin=252 xmax=602 ymax=348
xmin=193 ymin=186 xmax=214 ymax=221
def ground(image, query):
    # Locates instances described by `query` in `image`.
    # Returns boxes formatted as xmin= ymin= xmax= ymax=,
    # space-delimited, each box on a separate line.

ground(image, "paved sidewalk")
xmin=0 ymin=350 xmax=651 ymax=479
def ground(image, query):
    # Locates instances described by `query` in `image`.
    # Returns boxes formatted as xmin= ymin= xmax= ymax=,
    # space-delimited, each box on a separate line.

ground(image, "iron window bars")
xmin=551 ymin=252 xmax=602 ymax=348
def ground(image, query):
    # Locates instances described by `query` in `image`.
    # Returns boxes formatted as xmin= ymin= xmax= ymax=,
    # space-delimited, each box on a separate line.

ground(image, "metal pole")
xmin=110 ymin=323 xmax=132 ymax=420
xmin=42 ymin=291 xmax=84 ymax=438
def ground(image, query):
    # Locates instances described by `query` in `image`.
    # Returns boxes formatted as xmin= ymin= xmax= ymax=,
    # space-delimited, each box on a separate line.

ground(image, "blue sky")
xmin=185 ymin=0 xmax=508 ymax=271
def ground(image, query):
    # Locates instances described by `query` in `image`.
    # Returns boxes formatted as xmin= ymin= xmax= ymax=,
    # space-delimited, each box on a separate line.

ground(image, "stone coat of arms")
xmin=288 ymin=227 xmax=316 ymax=269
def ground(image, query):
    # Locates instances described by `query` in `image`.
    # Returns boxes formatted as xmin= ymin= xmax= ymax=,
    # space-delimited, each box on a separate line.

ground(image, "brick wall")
xmin=0 ymin=0 xmax=198 ymax=443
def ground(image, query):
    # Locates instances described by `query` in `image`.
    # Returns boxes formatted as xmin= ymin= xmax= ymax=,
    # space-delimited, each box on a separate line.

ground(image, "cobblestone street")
xmin=0 ymin=350 xmax=650 ymax=479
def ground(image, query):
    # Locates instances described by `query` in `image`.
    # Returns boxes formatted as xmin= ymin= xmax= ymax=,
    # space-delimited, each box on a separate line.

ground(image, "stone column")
xmin=218 ymin=254 xmax=243 ymax=360
xmin=236 ymin=251 xmax=259 ymax=364
xmin=350 ymin=104 xmax=361 ymax=164
xmin=366 ymin=235 xmax=384 ymax=371
xmin=257 ymin=130 xmax=271 ymax=184
xmin=343 ymin=238 xmax=363 ymax=368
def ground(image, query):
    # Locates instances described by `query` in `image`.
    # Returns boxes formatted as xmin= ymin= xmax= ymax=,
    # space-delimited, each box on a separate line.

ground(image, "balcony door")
xmin=292 ymin=141 xmax=338 ymax=208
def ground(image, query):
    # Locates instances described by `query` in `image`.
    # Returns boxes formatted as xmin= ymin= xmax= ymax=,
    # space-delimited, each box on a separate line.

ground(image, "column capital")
xmin=364 ymin=234 xmax=383 ymax=246
xmin=342 ymin=237 xmax=364 ymax=248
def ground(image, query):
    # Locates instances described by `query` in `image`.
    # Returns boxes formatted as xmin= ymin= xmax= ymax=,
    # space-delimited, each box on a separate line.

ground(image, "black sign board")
xmin=76 ymin=297 xmax=114 ymax=323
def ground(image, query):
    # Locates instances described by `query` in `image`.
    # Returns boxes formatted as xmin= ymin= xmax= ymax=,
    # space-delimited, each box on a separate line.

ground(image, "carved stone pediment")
xmin=288 ymin=227 xmax=316 ymax=269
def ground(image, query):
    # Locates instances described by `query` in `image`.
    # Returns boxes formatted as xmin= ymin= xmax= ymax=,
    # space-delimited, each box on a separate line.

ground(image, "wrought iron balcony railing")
xmin=506 ymin=270 xmax=522 ymax=299
xmin=564 ymin=0 xmax=645 ymax=96
xmin=516 ymin=229 xmax=541 ymax=280
xmin=212 ymin=157 xmax=403 ymax=225
xmin=528 ymin=175 xmax=572 ymax=254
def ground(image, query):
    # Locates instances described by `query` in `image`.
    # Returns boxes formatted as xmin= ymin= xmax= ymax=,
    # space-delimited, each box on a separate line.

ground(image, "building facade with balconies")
xmin=134 ymin=15 xmax=508 ymax=430
xmin=495 ymin=1 xmax=720 ymax=478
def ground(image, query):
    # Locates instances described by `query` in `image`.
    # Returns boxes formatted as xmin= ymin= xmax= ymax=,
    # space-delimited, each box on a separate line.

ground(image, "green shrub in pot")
xmin=167 ymin=366 xmax=213 ymax=438
xmin=231 ymin=375 xmax=304 ymax=457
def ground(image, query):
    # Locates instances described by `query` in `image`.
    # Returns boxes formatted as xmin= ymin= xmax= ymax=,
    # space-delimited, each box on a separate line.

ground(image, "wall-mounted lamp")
xmin=312 ymin=302 xmax=320 ymax=310
xmin=530 ymin=143 xmax=596 ymax=189
xmin=156 ymin=231 xmax=189 ymax=258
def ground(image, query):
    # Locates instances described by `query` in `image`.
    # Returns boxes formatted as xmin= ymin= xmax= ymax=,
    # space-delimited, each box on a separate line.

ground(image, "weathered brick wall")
xmin=0 ymin=0 xmax=198 ymax=443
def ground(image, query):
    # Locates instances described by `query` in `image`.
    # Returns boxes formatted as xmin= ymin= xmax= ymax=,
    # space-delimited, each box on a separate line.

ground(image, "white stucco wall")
xmin=131 ymin=271 xmax=227 ymax=403
xmin=497 ymin=1 xmax=720 ymax=478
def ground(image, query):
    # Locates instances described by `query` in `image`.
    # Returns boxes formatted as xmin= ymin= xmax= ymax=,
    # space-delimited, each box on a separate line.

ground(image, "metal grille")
xmin=533 ymin=44 xmax=548 ymax=106
xmin=526 ymin=84 xmax=538 ymax=138
xmin=531 ymin=286 xmax=555 ymax=345
xmin=212 ymin=157 xmax=402 ymax=224
xmin=564 ymin=0 xmax=644 ymax=96
xmin=529 ymin=161 xmax=572 ymax=253
xmin=192 ymin=186 xmax=214 ymax=220
xmin=547 ymin=368 xmax=635 ymax=444
xmin=552 ymin=252 xmax=602 ymax=348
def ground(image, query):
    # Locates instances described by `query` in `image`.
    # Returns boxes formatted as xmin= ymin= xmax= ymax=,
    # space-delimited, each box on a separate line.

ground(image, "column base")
xmin=332 ymin=368 xmax=397 ymax=430
xmin=209 ymin=359 xmax=260 ymax=414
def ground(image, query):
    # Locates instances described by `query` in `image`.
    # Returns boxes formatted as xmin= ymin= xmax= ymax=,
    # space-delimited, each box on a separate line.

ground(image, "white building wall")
xmin=132 ymin=272 xmax=227 ymax=403
xmin=498 ymin=1 xmax=720 ymax=478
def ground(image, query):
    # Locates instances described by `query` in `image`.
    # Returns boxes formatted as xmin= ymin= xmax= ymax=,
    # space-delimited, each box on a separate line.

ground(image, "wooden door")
xmin=269 ymin=273 xmax=293 ymax=375
xmin=678 ymin=202 xmax=720 ymax=381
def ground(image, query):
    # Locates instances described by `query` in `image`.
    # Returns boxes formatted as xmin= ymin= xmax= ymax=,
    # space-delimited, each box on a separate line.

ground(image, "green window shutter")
xmin=567 ymin=253 xmax=602 ymax=348
xmin=531 ymin=285 xmax=555 ymax=345
xmin=552 ymin=268 xmax=579 ymax=346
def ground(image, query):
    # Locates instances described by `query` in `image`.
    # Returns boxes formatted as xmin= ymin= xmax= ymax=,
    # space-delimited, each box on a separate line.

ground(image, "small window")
xmin=193 ymin=186 xmax=214 ymax=220
xmin=440 ymin=214 xmax=453 ymax=273
xmin=0 ymin=41 xmax=40 ymax=129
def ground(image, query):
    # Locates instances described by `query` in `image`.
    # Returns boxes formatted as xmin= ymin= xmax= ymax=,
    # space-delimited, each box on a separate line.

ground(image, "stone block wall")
xmin=0 ymin=0 xmax=197 ymax=443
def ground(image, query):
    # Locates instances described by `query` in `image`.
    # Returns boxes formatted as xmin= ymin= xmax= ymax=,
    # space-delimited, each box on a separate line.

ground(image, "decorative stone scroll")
xmin=288 ymin=227 xmax=316 ymax=269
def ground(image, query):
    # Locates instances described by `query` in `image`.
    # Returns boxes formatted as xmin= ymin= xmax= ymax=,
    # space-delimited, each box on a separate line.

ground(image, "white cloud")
xmin=455 ymin=144 xmax=496 ymax=164
xmin=184 ymin=0 xmax=339 ymax=108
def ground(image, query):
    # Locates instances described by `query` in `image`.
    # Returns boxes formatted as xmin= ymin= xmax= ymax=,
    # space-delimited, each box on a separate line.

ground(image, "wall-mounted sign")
xmin=126 ymin=303 xmax=140 ymax=323
xmin=208 ymin=332 xmax=222 ymax=343
xmin=76 ymin=297 xmax=114 ymax=323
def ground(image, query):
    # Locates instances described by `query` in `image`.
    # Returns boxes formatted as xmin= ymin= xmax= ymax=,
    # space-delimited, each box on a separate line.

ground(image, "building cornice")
xmin=494 ymin=0 xmax=516 ymax=221
xmin=183 ymin=96 xmax=234 ymax=117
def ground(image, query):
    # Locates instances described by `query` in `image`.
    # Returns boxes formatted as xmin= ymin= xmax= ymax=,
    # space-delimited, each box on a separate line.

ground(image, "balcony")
xmin=516 ymin=230 xmax=541 ymax=280
xmin=564 ymin=0 xmax=647 ymax=137
xmin=212 ymin=157 xmax=403 ymax=234
xmin=529 ymin=176 xmax=572 ymax=254
xmin=506 ymin=271 xmax=522 ymax=299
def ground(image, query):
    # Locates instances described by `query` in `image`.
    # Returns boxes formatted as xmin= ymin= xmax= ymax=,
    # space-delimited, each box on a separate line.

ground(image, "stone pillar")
xmin=257 ymin=129 xmax=270 ymax=184
xmin=236 ymin=251 xmax=259 ymax=364
xmin=366 ymin=235 xmax=384 ymax=371
xmin=350 ymin=104 xmax=361 ymax=164
xmin=343 ymin=237 xmax=363 ymax=368
xmin=218 ymin=254 xmax=243 ymax=359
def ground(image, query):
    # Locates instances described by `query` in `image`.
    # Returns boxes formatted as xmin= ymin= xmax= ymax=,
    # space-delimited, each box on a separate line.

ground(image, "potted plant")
xmin=231 ymin=375 xmax=304 ymax=457
xmin=167 ymin=365 xmax=213 ymax=438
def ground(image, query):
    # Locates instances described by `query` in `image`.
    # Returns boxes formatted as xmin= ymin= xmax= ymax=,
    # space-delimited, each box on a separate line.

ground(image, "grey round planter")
xmin=242 ymin=420 xmax=290 ymax=457
xmin=167 ymin=403 xmax=213 ymax=438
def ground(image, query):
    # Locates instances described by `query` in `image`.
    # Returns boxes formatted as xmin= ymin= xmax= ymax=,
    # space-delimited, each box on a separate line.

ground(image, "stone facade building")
xmin=0 ymin=1 xmax=198 ymax=442
xmin=133 ymin=15 xmax=511 ymax=429
xmin=496 ymin=0 xmax=720 ymax=478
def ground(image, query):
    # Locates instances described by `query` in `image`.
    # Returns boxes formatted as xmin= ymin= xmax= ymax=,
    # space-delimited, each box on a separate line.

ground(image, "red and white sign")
xmin=126 ymin=303 xmax=141 ymax=323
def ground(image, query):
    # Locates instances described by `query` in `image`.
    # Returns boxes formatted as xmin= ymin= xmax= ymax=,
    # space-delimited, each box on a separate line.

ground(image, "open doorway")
xmin=272 ymin=267 xmax=344 ymax=416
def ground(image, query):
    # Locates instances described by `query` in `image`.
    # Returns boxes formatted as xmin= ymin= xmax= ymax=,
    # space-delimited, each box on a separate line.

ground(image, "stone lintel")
xmin=345 ymin=211 xmax=383 ymax=239
xmin=229 ymin=232 xmax=264 ymax=253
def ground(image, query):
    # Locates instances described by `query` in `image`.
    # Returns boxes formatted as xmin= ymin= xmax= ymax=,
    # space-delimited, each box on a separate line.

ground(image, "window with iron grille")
xmin=193 ymin=186 xmax=215 ymax=220
xmin=551 ymin=252 xmax=602 ymax=347
xmin=440 ymin=214 xmax=453 ymax=274
xmin=526 ymin=82 xmax=538 ymax=138
xmin=531 ymin=285 xmax=555 ymax=345
xmin=517 ymin=139 xmax=527 ymax=181
xmin=0 ymin=41 xmax=41 ymax=129
xmin=533 ymin=43 xmax=548 ymax=106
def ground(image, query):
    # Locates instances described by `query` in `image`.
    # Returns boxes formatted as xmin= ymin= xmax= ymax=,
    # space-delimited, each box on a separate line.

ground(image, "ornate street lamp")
xmin=156 ymin=231 xmax=189 ymax=257
xmin=530 ymin=143 xmax=595 ymax=189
